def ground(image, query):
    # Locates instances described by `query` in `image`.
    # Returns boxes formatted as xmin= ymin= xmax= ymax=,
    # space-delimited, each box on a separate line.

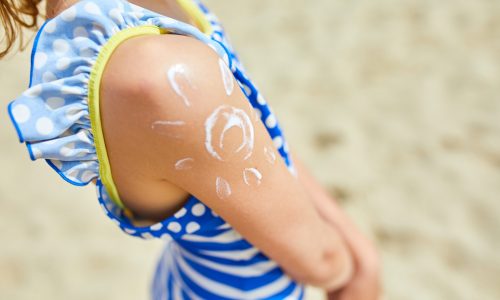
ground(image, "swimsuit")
xmin=7 ymin=0 xmax=303 ymax=298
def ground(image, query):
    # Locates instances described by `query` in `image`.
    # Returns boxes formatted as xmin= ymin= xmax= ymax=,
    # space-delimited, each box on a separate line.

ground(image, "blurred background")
xmin=1 ymin=0 xmax=499 ymax=299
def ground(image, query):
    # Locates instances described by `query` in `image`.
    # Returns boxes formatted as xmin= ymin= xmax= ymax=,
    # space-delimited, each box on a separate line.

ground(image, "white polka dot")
xmin=73 ymin=67 xmax=85 ymax=76
xmin=77 ymin=131 xmax=92 ymax=144
xmin=160 ymin=233 xmax=172 ymax=242
xmin=150 ymin=223 xmax=163 ymax=231
xmin=239 ymin=82 xmax=251 ymax=96
xmin=265 ymin=115 xmax=277 ymax=128
xmin=273 ymin=136 xmax=284 ymax=149
xmin=42 ymin=71 xmax=57 ymax=82
xmin=76 ymin=151 xmax=87 ymax=158
xmin=44 ymin=21 xmax=57 ymax=33
xmin=80 ymin=171 xmax=95 ymax=182
xmin=167 ymin=221 xmax=182 ymax=233
xmin=84 ymin=2 xmax=102 ymax=15
xmin=12 ymin=104 xmax=31 ymax=123
xmin=141 ymin=232 xmax=154 ymax=239
xmin=131 ymin=11 xmax=144 ymax=19
xmin=217 ymin=223 xmax=230 ymax=229
xmin=53 ymin=39 xmax=70 ymax=55
xmin=23 ymin=84 xmax=42 ymax=97
xmin=109 ymin=8 xmax=124 ymax=23
xmin=110 ymin=26 xmax=120 ymax=35
xmin=186 ymin=222 xmax=200 ymax=234
xmin=211 ymin=210 xmax=219 ymax=217
xmin=34 ymin=52 xmax=47 ymax=69
xmin=124 ymin=228 xmax=136 ymax=234
xmin=72 ymin=36 xmax=87 ymax=44
xmin=60 ymin=6 xmax=77 ymax=22
xmin=105 ymin=202 xmax=114 ymax=212
xmin=191 ymin=203 xmax=206 ymax=217
xmin=61 ymin=86 xmax=81 ymax=94
xmin=56 ymin=57 xmax=70 ymax=70
xmin=79 ymin=47 xmax=94 ymax=58
xmin=46 ymin=97 xmax=65 ymax=109
xmin=105 ymin=201 xmax=114 ymax=214
xmin=257 ymin=94 xmax=266 ymax=105
xmin=73 ymin=26 xmax=88 ymax=38
xmin=60 ymin=143 xmax=75 ymax=156
xmin=31 ymin=147 xmax=42 ymax=158
xmin=80 ymin=161 xmax=94 ymax=169
xmin=66 ymin=107 xmax=81 ymax=120
xmin=65 ymin=168 xmax=79 ymax=180
xmin=174 ymin=207 xmax=187 ymax=218
xmin=35 ymin=117 xmax=54 ymax=135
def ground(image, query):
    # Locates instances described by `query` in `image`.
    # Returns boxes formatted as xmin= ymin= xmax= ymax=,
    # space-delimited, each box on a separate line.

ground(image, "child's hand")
xmin=327 ymin=267 xmax=380 ymax=300
xmin=290 ymin=154 xmax=381 ymax=299
xmin=327 ymin=236 xmax=381 ymax=300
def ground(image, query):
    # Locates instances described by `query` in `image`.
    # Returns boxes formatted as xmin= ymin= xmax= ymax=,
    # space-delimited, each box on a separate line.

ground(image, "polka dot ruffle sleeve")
xmin=7 ymin=0 xmax=230 ymax=187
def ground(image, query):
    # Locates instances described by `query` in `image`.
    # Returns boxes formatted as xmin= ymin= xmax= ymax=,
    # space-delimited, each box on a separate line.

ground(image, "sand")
xmin=1 ymin=0 xmax=499 ymax=299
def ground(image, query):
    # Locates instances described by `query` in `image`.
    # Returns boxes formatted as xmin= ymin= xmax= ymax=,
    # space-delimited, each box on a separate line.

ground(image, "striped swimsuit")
xmin=7 ymin=0 xmax=304 ymax=298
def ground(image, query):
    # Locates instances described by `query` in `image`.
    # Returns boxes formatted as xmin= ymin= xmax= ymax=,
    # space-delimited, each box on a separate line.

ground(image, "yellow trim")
xmin=176 ymin=0 xmax=213 ymax=35
xmin=88 ymin=1 xmax=212 ymax=210
xmin=88 ymin=25 xmax=164 ymax=209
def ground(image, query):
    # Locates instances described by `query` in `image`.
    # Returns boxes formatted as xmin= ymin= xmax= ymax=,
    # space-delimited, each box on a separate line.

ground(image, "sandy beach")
xmin=1 ymin=0 xmax=499 ymax=299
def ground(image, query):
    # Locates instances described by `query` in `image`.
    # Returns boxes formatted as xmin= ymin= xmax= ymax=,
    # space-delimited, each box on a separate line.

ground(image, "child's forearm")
xmin=291 ymin=154 xmax=379 ymax=275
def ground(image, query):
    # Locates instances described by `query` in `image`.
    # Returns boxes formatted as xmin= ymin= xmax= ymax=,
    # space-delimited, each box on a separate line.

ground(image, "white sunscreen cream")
xmin=175 ymin=158 xmax=194 ymax=170
xmin=167 ymin=64 xmax=195 ymax=107
xmin=205 ymin=105 xmax=254 ymax=161
xmin=243 ymin=168 xmax=262 ymax=186
xmin=216 ymin=177 xmax=232 ymax=199
xmin=264 ymin=146 xmax=276 ymax=164
xmin=151 ymin=120 xmax=185 ymax=138
xmin=219 ymin=58 xmax=234 ymax=96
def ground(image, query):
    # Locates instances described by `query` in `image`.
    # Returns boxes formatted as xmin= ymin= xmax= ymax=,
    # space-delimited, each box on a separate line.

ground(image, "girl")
xmin=2 ymin=0 xmax=380 ymax=299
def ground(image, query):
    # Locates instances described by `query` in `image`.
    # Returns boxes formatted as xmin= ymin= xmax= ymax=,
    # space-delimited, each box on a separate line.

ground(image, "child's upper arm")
xmin=100 ymin=33 xmax=351 ymax=286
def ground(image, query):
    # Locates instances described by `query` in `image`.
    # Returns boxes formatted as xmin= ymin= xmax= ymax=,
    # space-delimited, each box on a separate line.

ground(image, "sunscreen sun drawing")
xmin=154 ymin=59 xmax=279 ymax=201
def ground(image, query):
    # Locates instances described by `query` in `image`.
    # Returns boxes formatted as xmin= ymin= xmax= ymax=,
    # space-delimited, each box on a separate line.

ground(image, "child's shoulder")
xmin=8 ymin=0 xmax=230 ymax=186
xmin=101 ymin=32 xmax=225 ymax=105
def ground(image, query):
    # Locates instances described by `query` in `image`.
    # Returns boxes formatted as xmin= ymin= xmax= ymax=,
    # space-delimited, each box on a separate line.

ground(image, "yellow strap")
xmin=88 ymin=1 xmax=213 ymax=210
xmin=88 ymin=25 xmax=164 ymax=209
xmin=176 ymin=0 xmax=213 ymax=35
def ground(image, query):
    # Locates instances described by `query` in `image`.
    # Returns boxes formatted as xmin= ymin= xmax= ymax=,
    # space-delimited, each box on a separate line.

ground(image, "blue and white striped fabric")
xmin=7 ymin=0 xmax=304 ymax=298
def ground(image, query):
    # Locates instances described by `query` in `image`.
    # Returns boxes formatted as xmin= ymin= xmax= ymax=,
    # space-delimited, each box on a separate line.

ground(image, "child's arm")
xmin=99 ymin=33 xmax=354 ymax=291
xmin=291 ymin=154 xmax=381 ymax=299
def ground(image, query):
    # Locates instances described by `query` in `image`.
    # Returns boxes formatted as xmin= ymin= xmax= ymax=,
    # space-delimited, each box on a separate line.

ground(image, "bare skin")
xmin=292 ymin=156 xmax=381 ymax=299
xmin=99 ymin=33 xmax=354 ymax=290
xmin=45 ymin=0 xmax=380 ymax=297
